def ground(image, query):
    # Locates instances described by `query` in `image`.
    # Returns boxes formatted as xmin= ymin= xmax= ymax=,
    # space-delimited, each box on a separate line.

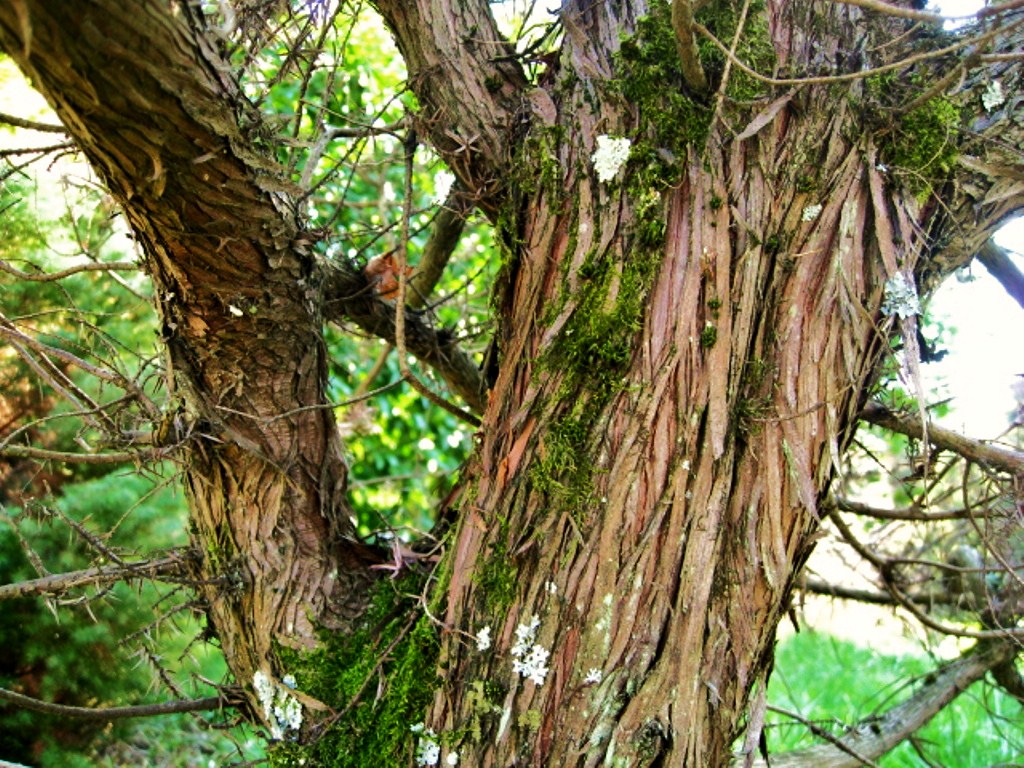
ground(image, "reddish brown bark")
xmin=2 ymin=0 xmax=1022 ymax=764
xmin=378 ymin=2 xmax=1024 ymax=765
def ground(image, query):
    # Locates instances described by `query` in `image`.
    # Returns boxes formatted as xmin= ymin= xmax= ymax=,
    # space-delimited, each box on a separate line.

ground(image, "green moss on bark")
xmin=266 ymin=572 xmax=441 ymax=768
xmin=866 ymin=74 xmax=962 ymax=197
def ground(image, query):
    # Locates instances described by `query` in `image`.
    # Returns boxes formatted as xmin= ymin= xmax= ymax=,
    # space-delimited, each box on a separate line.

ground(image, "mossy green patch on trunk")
xmin=267 ymin=573 xmax=440 ymax=768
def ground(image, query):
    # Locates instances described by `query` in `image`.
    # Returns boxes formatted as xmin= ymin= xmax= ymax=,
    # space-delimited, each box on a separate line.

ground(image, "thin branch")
xmin=827 ymin=505 xmax=1022 ymax=640
xmin=801 ymin=577 xmax=900 ymax=606
xmin=859 ymin=402 xmax=1024 ymax=476
xmin=976 ymin=239 xmax=1024 ymax=312
xmin=710 ymin=0 xmax=752 ymax=128
xmin=0 ymin=257 xmax=138 ymax=281
xmin=835 ymin=495 xmax=987 ymax=521
xmin=978 ymin=0 xmax=1024 ymax=17
xmin=0 ymin=686 xmax=225 ymax=720
xmin=354 ymin=187 xmax=474 ymax=397
xmin=671 ymin=0 xmax=709 ymax=92
xmin=0 ymin=310 xmax=161 ymax=418
xmin=742 ymin=640 xmax=1020 ymax=767
xmin=761 ymin=704 xmax=882 ymax=768
xmin=832 ymin=0 xmax=945 ymax=24
xmin=694 ymin=16 xmax=1018 ymax=88
xmin=0 ymin=556 xmax=183 ymax=600
xmin=320 ymin=256 xmax=487 ymax=414
xmin=0 ymin=110 xmax=66 ymax=133
xmin=0 ymin=141 xmax=73 ymax=157
xmin=393 ymin=131 xmax=481 ymax=427
xmin=0 ymin=443 xmax=164 ymax=464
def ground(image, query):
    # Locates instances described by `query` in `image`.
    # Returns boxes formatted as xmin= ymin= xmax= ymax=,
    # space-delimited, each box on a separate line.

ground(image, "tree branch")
xmin=835 ymin=495 xmax=989 ymax=522
xmin=859 ymin=402 xmax=1024 ymax=476
xmin=832 ymin=0 xmax=945 ymax=24
xmin=320 ymin=256 xmax=487 ymax=413
xmin=0 ymin=555 xmax=184 ymax=600
xmin=370 ymin=0 xmax=528 ymax=215
xmin=976 ymin=239 xmax=1024 ymax=313
xmin=0 ymin=110 xmax=66 ymax=133
xmin=671 ymin=0 xmax=709 ymax=92
xmin=743 ymin=640 xmax=1020 ymax=767
xmin=0 ymin=443 xmax=166 ymax=464
xmin=0 ymin=257 xmax=138 ymax=281
xmin=0 ymin=687 xmax=226 ymax=720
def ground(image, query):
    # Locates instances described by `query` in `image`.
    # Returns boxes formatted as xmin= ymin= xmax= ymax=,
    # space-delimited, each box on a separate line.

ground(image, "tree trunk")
xmin=379 ymin=2 xmax=1022 ymax=765
xmin=0 ymin=0 xmax=380 ymax=727
xmin=3 ymin=0 xmax=1022 ymax=764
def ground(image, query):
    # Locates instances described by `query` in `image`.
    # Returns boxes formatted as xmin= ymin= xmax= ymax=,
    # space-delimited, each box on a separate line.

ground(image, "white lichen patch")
xmin=982 ymin=80 xmax=1005 ymax=113
xmin=591 ymin=135 xmax=631 ymax=183
xmin=253 ymin=670 xmax=303 ymax=740
xmin=510 ymin=614 xmax=550 ymax=686
xmin=882 ymin=272 xmax=921 ymax=318
xmin=801 ymin=203 xmax=822 ymax=222
xmin=475 ymin=625 xmax=492 ymax=652
xmin=411 ymin=724 xmax=440 ymax=766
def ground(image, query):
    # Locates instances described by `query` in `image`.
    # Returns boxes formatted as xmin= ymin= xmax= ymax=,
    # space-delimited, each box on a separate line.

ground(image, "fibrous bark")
xmin=2 ymin=0 xmax=1022 ymax=763
xmin=0 ymin=0 xmax=380 ymax=725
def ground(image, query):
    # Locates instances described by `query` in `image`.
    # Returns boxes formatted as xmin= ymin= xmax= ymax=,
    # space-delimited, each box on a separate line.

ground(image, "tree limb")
xmin=320 ymin=257 xmax=487 ymax=413
xmin=0 ymin=555 xmax=185 ymax=600
xmin=800 ymin=577 xmax=901 ymax=606
xmin=409 ymin=191 xmax=473 ymax=306
xmin=0 ymin=257 xmax=137 ymax=281
xmin=370 ymin=0 xmax=528 ymax=215
xmin=976 ymin=238 xmax=1024 ymax=313
xmin=832 ymin=0 xmax=945 ymax=24
xmin=0 ymin=110 xmax=65 ymax=133
xmin=743 ymin=640 xmax=1020 ymax=767
xmin=0 ymin=443 xmax=166 ymax=464
xmin=859 ymin=402 xmax=1024 ymax=476
xmin=0 ymin=687 xmax=226 ymax=720
xmin=671 ymin=0 xmax=709 ymax=92
xmin=835 ymin=495 xmax=991 ymax=521
xmin=353 ymin=188 xmax=474 ymax=396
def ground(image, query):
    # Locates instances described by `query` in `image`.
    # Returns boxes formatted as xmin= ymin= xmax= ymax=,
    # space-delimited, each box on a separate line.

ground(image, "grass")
xmin=766 ymin=630 xmax=1024 ymax=766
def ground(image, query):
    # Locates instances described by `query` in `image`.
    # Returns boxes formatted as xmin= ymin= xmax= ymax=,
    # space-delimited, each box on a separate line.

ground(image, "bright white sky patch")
xmin=927 ymin=218 xmax=1024 ymax=437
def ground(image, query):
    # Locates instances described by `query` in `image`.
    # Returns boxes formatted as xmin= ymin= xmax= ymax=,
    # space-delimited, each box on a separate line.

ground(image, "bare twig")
xmin=0 ymin=443 xmax=164 ymax=464
xmin=0 ymin=556 xmax=183 ymax=600
xmin=392 ymin=129 xmax=481 ymax=427
xmin=695 ymin=16 xmax=1020 ymax=88
xmin=0 ymin=311 xmax=161 ymax=419
xmin=0 ymin=110 xmax=66 ymax=133
xmin=832 ymin=0 xmax=945 ymax=24
xmin=826 ymin=506 xmax=1023 ymax=640
xmin=320 ymin=258 xmax=487 ymax=413
xmin=0 ymin=686 xmax=225 ymax=720
xmin=859 ymin=402 xmax=1024 ymax=476
xmin=835 ymin=495 xmax=987 ymax=521
xmin=761 ymin=704 xmax=882 ymax=768
xmin=0 ymin=257 xmax=137 ymax=281
xmin=711 ymin=0 xmax=752 ymax=127
xmin=0 ymin=141 xmax=74 ymax=157
xmin=353 ymin=187 xmax=473 ymax=397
